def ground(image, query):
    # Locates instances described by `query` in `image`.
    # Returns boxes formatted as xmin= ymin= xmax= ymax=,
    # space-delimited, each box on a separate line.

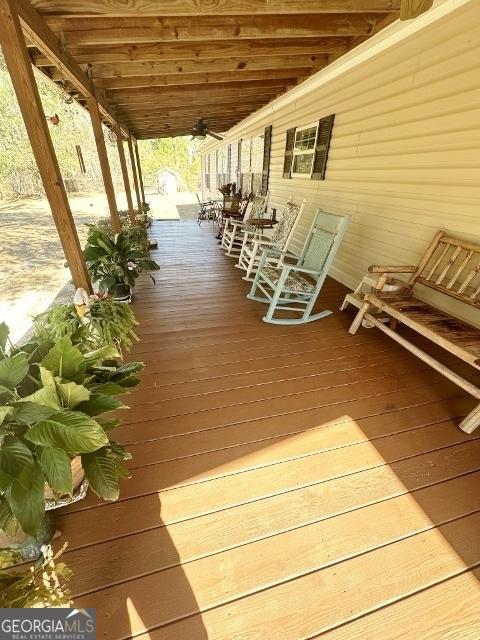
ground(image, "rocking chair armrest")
xmin=289 ymin=265 xmax=322 ymax=276
xmin=368 ymin=265 xmax=416 ymax=274
xmin=259 ymin=247 xmax=299 ymax=260
xmin=245 ymin=235 xmax=272 ymax=246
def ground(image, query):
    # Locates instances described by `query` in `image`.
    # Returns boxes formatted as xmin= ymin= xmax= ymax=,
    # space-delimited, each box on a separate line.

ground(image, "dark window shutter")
xmin=237 ymin=139 xmax=242 ymax=191
xmin=227 ymin=144 xmax=232 ymax=182
xmin=311 ymin=114 xmax=335 ymax=180
xmin=282 ymin=127 xmax=296 ymax=179
xmin=261 ymin=125 xmax=272 ymax=195
xmin=216 ymin=150 xmax=220 ymax=187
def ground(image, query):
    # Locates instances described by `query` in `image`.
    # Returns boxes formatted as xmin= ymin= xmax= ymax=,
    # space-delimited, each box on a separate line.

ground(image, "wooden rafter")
xmin=30 ymin=1 xmax=400 ymax=16
xmin=24 ymin=0 xmax=401 ymax=139
xmin=73 ymin=54 xmax=333 ymax=80
xmin=44 ymin=15 xmax=378 ymax=46
xmin=106 ymin=77 xmax=296 ymax=98
xmin=34 ymin=38 xmax=351 ymax=65
xmin=93 ymin=68 xmax=317 ymax=90
xmin=115 ymin=95 xmax=270 ymax=112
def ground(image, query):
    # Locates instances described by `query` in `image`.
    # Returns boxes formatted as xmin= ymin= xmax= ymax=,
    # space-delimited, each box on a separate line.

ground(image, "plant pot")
xmin=112 ymin=283 xmax=132 ymax=302
xmin=44 ymin=457 xmax=89 ymax=511
xmin=44 ymin=456 xmax=84 ymax=501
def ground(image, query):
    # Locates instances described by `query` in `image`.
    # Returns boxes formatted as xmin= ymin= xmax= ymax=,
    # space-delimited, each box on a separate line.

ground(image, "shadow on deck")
xmin=56 ymin=219 xmax=480 ymax=640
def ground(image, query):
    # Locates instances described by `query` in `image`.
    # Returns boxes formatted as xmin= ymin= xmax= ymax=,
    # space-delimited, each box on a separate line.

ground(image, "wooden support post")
xmin=133 ymin=138 xmax=146 ymax=204
xmin=115 ymin=123 xmax=135 ymax=224
xmin=87 ymin=96 xmax=121 ymax=233
xmin=127 ymin=135 xmax=142 ymax=215
xmin=0 ymin=0 xmax=91 ymax=293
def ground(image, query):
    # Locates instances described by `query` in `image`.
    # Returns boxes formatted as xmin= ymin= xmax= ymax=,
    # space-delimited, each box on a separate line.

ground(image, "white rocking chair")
xmin=236 ymin=196 xmax=305 ymax=281
xmin=221 ymin=192 xmax=268 ymax=257
xmin=247 ymin=209 xmax=350 ymax=324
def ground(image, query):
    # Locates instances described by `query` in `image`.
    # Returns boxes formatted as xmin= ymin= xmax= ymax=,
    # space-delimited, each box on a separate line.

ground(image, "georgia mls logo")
xmin=0 ymin=608 xmax=96 ymax=640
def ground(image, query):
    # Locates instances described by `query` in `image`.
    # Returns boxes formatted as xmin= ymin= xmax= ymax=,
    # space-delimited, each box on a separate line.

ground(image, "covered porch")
xmin=55 ymin=218 xmax=480 ymax=639
xmin=0 ymin=0 xmax=479 ymax=636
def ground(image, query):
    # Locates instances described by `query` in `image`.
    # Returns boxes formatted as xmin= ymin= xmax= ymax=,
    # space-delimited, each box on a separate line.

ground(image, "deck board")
xmin=58 ymin=220 xmax=480 ymax=639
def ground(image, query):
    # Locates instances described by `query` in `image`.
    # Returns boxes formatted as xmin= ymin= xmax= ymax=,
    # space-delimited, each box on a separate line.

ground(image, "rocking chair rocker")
xmin=247 ymin=209 xmax=350 ymax=324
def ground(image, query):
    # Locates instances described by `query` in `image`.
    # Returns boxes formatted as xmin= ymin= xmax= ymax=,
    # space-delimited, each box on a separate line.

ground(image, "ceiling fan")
xmin=190 ymin=118 xmax=224 ymax=141
xmin=400 ymin=0 xmax=433 ymax=20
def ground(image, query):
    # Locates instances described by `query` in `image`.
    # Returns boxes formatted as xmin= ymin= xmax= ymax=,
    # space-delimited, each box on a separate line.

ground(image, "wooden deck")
xmin=57 ymin=219 xmax=480 ymax=640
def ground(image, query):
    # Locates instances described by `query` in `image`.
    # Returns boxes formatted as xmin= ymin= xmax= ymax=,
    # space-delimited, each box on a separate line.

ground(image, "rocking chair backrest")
xmin=300 ymin=209 xmax=351 ymax=276
xmin=248 ymin=192 xmax=268 ymax=220
xmin=238 ymin=193 xmax=252 ymax=217
xmin=271 ymin=196 xmax=305 ymax=249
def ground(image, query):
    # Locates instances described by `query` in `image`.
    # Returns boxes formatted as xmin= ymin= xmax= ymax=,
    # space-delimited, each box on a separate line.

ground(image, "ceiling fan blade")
xmin=400 ymin=0 xmax=433 ymax=20
xmin=206 ymin=130 xmax=224 ymax=141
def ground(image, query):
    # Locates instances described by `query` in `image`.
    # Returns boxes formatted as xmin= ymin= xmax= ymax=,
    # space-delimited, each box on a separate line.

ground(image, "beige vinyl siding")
xmin=202 ymin=0 xmax=480 ymax=326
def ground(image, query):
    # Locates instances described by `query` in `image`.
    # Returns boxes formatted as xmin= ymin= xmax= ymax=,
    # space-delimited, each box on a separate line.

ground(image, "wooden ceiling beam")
xmin=106 ymin=78 xmax=293 ymax=99
xmin=80 ymin=54 xmax=334 ymax=79
xmin=111 ymin=91 xmax=284 ymax=107
xmin=117 ymin=113 xmax=260 ymax=126
xmin=134 ymin=132 xmax=193 ymax=139
xmin=122 ymin=117 xmax=248 ymax=128
xmin=30 ymin=1 xmax=400 ymax=17
xmin=34 ymin=38 xmax=351 ymax=65
xmin=134 ymin=130 xmax=237 ymax=139
xmin=122 ymin=113 xmax=255 ymax=125
xmin=129 ymin=119 xmax=243 ymax=131
xmin=115 ymin=94 xmax=269 ymax=113
xmin=94 ymin=67 xmax=313 ymax=90
xmin=115 ymin=105 xmax=260 ymax=118
xmin=13 ymin=0 xmax=125 ymax=135
xmin=45 ymin=14 xmax=377 ymax=46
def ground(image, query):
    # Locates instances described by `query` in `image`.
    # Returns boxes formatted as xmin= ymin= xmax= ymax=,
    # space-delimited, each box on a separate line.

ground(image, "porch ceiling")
xmin=25 ymin=1 xmax=401 ymax=139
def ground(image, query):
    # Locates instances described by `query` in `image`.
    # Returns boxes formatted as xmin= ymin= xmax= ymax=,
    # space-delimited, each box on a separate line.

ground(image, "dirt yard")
xmin=0 ymin=191 xmax=198 ymax=343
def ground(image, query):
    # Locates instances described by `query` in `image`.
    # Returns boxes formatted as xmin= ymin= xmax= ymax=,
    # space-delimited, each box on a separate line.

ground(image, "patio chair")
xmin=196 ymin=193 xmax=221 ymax=225
xmin=221 ymin=192 xmax=269 ymax=257
xmin=236 ymin=196 xmax=305 ymax=281
xmin=247 ymin=209 xmax=350 ymax=324
xmin=215 ymin=192 xmax=251 ymax=239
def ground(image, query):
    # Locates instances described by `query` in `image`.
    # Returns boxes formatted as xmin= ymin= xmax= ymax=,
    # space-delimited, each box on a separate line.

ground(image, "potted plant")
xmin=83 ymin=226 xmax=159 ymax=301
xmin=0 ymin=323 xmax=143 ymax=541
xmin=34 ymin=293 xmax=139 ymax=354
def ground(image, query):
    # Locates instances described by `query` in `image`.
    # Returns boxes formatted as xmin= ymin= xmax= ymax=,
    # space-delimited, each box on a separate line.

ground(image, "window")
xmin=283 ymin=114 xmax=335 ymax=181
xmin=291 ymin=123 xmax=318 ymax=177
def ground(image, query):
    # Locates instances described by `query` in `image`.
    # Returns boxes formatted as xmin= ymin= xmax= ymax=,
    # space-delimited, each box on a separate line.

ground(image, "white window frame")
xmin=291 ymin=121 xmax=318 ymax=179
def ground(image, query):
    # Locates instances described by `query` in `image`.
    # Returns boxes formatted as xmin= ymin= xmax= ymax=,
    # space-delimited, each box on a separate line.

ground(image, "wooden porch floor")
xmin=58 ymin=220 xmax=480 ymax=639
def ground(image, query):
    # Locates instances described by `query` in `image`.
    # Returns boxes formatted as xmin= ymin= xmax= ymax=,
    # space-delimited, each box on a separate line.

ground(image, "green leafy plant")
xmin=34 ymin=299 xmax=139 ymax=353
xmin=0 ymin=545 xmax=72 ymax=608
xmin=0 ymin=324 xmax=143 ymax=537
xmin=84 ymin=225 xmax=159 ymax=295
